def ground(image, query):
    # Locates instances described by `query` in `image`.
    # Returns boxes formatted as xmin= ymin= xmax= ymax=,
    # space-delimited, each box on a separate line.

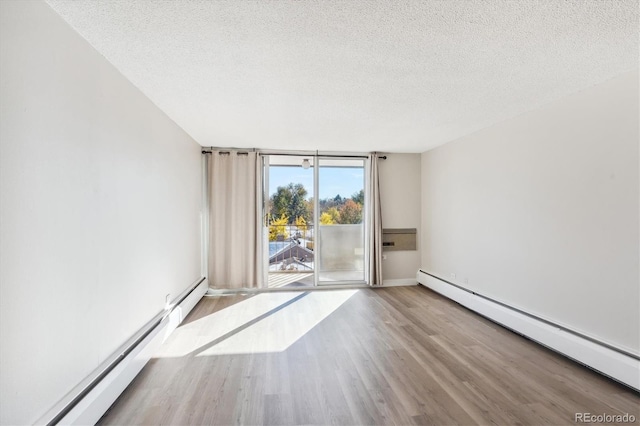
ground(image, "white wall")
xmin=0 ymin=1 xmax=202 ymax=424
xmin=379 ymin=153 xmax=422 ymax=282
xmin=421 ymin=70 xmax=639 ymax=354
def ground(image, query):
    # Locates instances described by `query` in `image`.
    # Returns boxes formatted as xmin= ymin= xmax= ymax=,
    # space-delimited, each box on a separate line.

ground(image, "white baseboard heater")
xmin=36 ymin=277 xmax=208 ymax=425
xmin=416 ymin=269 xmax=640 ymax=391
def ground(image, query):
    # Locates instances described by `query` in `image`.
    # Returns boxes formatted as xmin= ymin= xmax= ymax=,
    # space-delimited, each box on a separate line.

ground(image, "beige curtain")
xmin=208 ymin=151 xmax=263 ymax=289
xmin=368 ymin=153 xmax=383 ymax=285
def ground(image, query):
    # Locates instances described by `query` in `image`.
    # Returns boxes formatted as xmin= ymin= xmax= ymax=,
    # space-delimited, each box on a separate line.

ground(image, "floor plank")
xmin=99 ymin=286 xmax=639 ymax=425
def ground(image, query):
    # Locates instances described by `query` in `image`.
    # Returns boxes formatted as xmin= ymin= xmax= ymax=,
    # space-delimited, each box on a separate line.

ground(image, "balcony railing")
xmin=267 ymin=223 xmax=365 ymax=279
xmin=268 ymin=224 xmax=314 ymax=272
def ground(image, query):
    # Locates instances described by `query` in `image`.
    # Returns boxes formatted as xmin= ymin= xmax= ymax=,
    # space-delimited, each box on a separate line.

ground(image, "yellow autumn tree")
xmin=320 ymin=212 xmax=335 ymax=225
xmin=325 ymin=206 xmax=340 ymax=224
xmin=295 ymin=216 xmax=308 ymax=240
xmin=295 ymin=216 xmax=307 ymax=230
xmin=269 ymin=213 xmax=289 ymax=241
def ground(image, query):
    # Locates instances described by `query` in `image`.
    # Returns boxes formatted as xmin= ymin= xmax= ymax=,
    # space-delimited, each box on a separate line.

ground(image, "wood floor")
xmin=99 ymin=286 xmax=639 ymax=425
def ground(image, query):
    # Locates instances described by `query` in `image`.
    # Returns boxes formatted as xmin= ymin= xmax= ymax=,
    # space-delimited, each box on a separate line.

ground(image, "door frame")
xmin=260 ymin=151 xmax=370 ymax=287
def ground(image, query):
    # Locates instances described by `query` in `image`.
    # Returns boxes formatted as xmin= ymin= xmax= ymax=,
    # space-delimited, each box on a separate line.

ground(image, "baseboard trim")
xmin=416 ymin=270 xmax=640 ymax=391
xmin=37 ymin=277 xmax=208 ymax=425
xmin=381 ymin=278 xmax=418 ymax=287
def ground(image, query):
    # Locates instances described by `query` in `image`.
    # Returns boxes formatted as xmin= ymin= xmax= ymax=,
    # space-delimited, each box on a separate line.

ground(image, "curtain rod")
xmin=256 ymin=153 xmax=387 ymax=159
xmin=201 ymin=147 xmax=386 ymax=159
xmin=201 ymin=147 xmax=255 ymax=155
xmin=202 ymin=151 xmax=250 ymax=155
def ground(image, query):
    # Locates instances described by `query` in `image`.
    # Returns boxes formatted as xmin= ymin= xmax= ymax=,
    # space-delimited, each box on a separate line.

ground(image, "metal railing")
xmin=268 ymin=224 xmax=314 ymax=272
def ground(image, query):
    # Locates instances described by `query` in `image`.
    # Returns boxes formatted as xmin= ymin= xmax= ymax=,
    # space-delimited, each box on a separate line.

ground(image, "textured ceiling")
xmin=46 ymin=0 xmax=638 ymax=153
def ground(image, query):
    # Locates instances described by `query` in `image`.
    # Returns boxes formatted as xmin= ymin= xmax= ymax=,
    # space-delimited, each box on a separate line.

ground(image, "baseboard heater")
xmin=36 ymin=277 xmax=208 ymax=425
xmin=416 ymin=269 xmax=640 ymax=391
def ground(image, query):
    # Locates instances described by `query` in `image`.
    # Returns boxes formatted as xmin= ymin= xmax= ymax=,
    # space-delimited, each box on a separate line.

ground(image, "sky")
xmin=268 ymin=166 xmax=364 ymax=200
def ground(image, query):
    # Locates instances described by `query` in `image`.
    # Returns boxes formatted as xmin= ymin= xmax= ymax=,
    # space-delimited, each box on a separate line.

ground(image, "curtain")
xmin=368 ymin=153 xmax=383 ymax=285
xmin=208 ymin=151 xmax=263 ymax=289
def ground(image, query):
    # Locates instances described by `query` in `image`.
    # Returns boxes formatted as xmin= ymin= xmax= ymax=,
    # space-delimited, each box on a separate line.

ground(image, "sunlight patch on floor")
xmin=154 ymin=289 xmax=358 ymax=358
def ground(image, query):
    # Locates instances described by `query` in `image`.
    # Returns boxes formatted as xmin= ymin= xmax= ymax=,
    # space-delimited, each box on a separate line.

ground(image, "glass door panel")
xmin=264 ymin=155 xmax=315 ymax=288
xmin=316 ymin=158 xmax=366 ymax=284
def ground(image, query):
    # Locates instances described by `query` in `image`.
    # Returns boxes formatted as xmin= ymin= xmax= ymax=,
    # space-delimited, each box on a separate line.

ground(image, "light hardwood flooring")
xmin=99 ymin=286 xmax=639 ymax=425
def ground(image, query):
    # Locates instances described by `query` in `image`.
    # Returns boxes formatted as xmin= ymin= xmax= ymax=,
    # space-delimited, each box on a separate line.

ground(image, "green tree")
xmin=338 ymin=199 xmax=362 ymax=224
xmin=270 ymin=183 xmax=311 ymax=223
xmin=318 ymin=195 xmax=345 ymax=212
xmin=351 ymin=189 xmax=364 ymax=205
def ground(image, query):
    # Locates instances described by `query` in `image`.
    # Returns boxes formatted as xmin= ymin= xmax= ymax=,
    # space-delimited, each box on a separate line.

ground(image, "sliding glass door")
xmin=263 ymin=155 xmax=367 ymax=287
